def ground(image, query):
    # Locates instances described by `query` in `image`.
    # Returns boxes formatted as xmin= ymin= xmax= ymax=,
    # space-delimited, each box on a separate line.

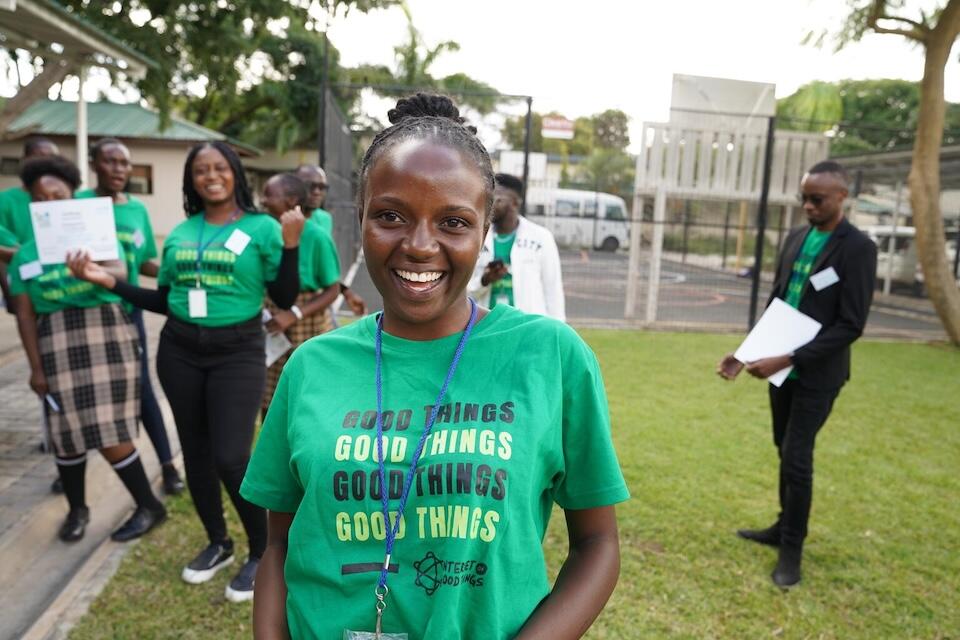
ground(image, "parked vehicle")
xmin=525 ymin=188 xmax=629 ymax=251
xmin=865 ymin=225 xmax=919 ymax=286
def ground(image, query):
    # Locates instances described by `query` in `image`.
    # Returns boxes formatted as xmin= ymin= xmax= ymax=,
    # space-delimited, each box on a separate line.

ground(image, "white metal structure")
xmin=525 ymin=187 xmax=630 ymax=251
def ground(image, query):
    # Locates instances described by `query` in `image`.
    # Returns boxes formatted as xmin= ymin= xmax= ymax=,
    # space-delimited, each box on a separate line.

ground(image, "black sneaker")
xmin=224 ymin=557 xmax=259 ymax=603
xmin=58 ymin=507 xmax=90 ymax=542
xmin=162 ymin=463 xmax=185 ymax=495
xmin=181 ymin=540 xmax=234 ymax=584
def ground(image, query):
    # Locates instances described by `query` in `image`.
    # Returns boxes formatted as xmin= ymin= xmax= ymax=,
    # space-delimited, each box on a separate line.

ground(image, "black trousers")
xmin=131 ymin=309 xmax=172 ymax=464
xmin=155 ymin=315 xmax=267 ymax=559
xmin=768 ymin=379 xmax=840 ymax=549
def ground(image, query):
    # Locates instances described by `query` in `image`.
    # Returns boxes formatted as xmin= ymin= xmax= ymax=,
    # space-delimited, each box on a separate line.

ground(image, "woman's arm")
xmin=67 ymin=251 xmax=169 ymax=314
xmin=12 ymin=294 xmax=48 ymax=397
xmin=515 ymin=506 xmax=621 ymax=640
xmin=265 ymin=247 xmax=299 ymax=309
xmin=265 ymin=284 xmax=340 ymax=334
xmin=139 ymin=260 xmax=160 ymax=278
xmin=254 ymin=510 xmax=294 ymax=640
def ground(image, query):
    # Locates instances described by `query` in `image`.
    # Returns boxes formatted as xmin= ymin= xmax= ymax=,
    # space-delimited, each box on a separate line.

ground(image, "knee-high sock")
xmin=56 ymin=454 xmax=87 ymax=511
xmin=111 ymin=450 xmax=163 ymax=512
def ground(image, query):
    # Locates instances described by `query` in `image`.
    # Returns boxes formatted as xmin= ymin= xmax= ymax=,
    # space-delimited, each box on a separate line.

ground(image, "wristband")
xmin=290 ymin=305 xmax=304 ymax=320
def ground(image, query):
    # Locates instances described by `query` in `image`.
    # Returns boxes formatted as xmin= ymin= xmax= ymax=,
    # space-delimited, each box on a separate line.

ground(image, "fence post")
xmin=625 ymin=195 xmax=644 ymax=318
xmin=521 ymin=96 xmax=533 ymax=215
xmin=747 ymin=115 xmax=776 ymax=328
xmin=884 ymin=181 xmax=904 ymax=296
xmin=722 ymin=201 xmax=731 ymax=269
xmin=645 ymin=187 xmax=666 ymax=324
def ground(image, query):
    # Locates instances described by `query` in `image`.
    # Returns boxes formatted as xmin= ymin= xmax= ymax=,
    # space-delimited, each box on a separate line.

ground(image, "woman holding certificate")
xmin=68 ymin=141 xmax=304 ymax=603
xmin=8 ymin=155 xmax=166 ymax=544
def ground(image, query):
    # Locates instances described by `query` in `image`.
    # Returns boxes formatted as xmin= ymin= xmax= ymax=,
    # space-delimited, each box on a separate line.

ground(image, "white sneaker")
xmin=181 ymin=541 xmax=234 ymax=584
xmin=224 ymin=557 xmax=259 ymax=603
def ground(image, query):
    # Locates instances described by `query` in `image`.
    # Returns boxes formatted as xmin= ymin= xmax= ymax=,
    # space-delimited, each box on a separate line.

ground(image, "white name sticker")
xmin=224 ymin=229 xmax=251 ymax=256
xmin=188 ymin=288 xmax=208 ymax=318
xmin=18 ymin=260 xmax=43 ymax=281
xmin=810 ymin=266 xmax=840 ymax=291
xmin=132 ymin=229 xmax=145 ymax=249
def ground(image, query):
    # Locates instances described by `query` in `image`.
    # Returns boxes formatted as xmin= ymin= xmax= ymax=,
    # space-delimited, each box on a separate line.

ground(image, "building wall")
xmin=0 ymin=137 xmax=197 ymax=240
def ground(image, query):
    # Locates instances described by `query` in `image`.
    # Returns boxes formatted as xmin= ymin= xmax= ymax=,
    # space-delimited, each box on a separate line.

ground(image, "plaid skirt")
xmin=262 ymin=291 xmax=334 ymax=414
xmin=38 ymin=304 xmax=141 ymax=456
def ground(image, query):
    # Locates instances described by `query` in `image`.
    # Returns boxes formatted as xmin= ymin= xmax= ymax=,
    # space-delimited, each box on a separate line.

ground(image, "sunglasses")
xmin=797 ymin=193 xmax=826 ymax=206
xmin=307 ymin=182 xmax=329 ymax=191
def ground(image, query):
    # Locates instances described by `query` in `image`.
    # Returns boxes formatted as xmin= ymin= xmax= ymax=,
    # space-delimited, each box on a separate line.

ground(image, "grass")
xmin=69 ymin=332 xmax=960 ymax=639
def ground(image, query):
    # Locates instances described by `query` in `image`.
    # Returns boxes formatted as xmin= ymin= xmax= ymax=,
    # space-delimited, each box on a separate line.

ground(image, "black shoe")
xmin=224 ymin=557 xmax=259 ymax=603
xmin=162 ymin=463 xmax=185 ymax=495
xmin=111 ymin=505 xmax=167 ymax=542
xmin=737 ymin=524 xmax=781 ymax=547
xmin=51 ymin=477 xmax=64 ymax=494
xmin=771 ymin=547 xmax=802 ymax=589
xmin=58 ymin=507 xmax=90 ymax=542
xmin=181 ymin=540 xmax=235 ymax=584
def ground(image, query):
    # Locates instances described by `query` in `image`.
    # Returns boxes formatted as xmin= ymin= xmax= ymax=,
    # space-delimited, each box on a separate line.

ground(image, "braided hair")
xmin=358 ymin=93 xmax=495 ymax=220
xmin=182 ymin=141 xmax=256 ymax=217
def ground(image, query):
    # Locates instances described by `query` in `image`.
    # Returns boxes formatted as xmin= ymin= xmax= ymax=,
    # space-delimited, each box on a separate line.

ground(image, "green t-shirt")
xmin=241 ymin=305 xmax=629 ymax=639
xmin=8 ymin=240 xmax=124 ymax=313
xmin=490 ymin=231 xmax=516 ymax=309
xmin=310 ymin=207 xmax=334 ymax=236
xmin=76 ymin=190 xmax=158 ymax=288
xmin=785 ymin=228 xmax=832 ymax=308
xmin=0 ymin=186 xmax=34 ymax=244
xmin=299 ymin=220 xmax=341 ymax=291
xmin=0 ymin=223 xmax=17 ymax=247
xmin=157 ymin=212 xmax=283 ymax=326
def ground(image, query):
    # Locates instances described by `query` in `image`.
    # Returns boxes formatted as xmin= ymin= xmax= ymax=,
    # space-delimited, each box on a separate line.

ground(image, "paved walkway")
xmin=0 ymin=313 xmax=178 ymax=640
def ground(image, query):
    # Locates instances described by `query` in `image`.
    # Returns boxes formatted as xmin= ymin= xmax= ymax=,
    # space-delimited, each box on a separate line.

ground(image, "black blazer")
xmin=767 ymin=218 xmax=877 ymax=390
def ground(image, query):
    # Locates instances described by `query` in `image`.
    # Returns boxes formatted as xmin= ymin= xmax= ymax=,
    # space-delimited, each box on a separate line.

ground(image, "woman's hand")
xmin=280 ymin=206 xmax=305 ymax=248
xmin=265 ymin=309 xmax=297 ymax=334
xmin=29 ymin=368 xmax=48 ymax=397
xmin=66 ymin=250 xmax=117 ymax=290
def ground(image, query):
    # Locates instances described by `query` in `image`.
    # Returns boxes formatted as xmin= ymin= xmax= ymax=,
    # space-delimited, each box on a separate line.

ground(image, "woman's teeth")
xmin=396 ymin=270 xmax=442 ymax=283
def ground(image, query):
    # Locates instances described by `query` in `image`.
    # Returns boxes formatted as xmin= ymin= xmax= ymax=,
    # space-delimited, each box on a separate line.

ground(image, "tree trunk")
xmin=909 ymin=11 xmax=960 ymax=344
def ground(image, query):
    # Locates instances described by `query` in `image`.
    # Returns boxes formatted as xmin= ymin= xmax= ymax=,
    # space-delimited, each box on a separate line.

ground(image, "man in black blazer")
xmin=718 ymin=160 xmax=877 ymax=588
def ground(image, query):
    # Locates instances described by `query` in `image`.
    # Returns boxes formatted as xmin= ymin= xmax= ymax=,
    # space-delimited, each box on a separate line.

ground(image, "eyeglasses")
xmin=797 ymin=193 xmax=825 ymax=206
xmin=307 ymin=182 xmax=329 ymax=191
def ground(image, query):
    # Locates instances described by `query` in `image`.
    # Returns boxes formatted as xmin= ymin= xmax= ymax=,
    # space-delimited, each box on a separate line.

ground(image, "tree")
xmin=344 ymin=1 xmax=500 ymax=117
xmin=576 ymin=148 xmax=635 ymax=198
xmin=50 ymin=1 xmax=397 ymax=150
xmin=822 ymin=0 xmax=960 ymax=344
xmin=592 ymin=109 xmax=630 ymax=150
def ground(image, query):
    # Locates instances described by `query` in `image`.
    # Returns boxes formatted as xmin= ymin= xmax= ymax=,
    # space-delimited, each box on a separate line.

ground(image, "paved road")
xmin=343 ymin=249 xmax=946 ymax=339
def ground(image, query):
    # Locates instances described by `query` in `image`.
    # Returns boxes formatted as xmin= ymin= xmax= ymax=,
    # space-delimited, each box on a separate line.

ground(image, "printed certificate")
xmin=30 ymin=197 xmax=119 ymax=265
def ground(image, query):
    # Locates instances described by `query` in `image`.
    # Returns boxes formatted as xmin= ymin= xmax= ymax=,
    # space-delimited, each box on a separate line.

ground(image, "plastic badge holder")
xmin=343 ymin=631 xmax=408 ymax=639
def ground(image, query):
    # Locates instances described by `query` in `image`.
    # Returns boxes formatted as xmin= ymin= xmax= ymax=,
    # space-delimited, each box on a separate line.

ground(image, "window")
xmin=555 ymin=198 xmax=580 ymax=217
xmin=1 ymin=157 xmax=19 ymax=176
xmin=530 ymin=204 xmax=546 ymax=216
xmin=127 ymin=164 xmax=153 ymax=195
xmin=584 ymin=199 xmax=597 ymax=218
xmin=605 ymin=204 xmax=626 ymax=221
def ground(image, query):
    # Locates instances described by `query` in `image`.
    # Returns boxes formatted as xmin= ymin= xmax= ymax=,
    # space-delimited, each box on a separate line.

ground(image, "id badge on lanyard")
xmin=190 ymin=212 xmax=240 ymax=319
xmin=347 ymin=300 xmax=478 ymax=640
xmin=188 ymin=287 xmax=208 ymax=318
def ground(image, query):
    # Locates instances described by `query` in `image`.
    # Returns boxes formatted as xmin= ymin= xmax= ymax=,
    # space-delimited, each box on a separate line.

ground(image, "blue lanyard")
xmin=194 ymin=211 xmax=240 ymax=287
xmin=373 ymin=298 xmax=478 ymax=597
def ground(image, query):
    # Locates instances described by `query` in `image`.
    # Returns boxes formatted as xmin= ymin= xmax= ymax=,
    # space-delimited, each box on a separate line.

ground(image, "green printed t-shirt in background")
xmin=310 ymin=208 xmax=333 ymax=236
xmin=241 ymin=305 xmax=630 ymax=640
xmin=76 ymin=190 xmax=158 ymax=288
xmin=0 ymin=223 xmax=17 ymax=247
xmin=785 ymin=227 xmax=832 ymax=308
xmin=7 ymin=240 xmax=124 ymax=314
xmin=489 ymin=231 xmax=516 ymax=308
xmin=298 ymin=221 xmax=340 ymax=291
xmin=0 ymin=186 xmax=35 ymax=243
xmin=158 ymin=212 xmax=283 ymax=326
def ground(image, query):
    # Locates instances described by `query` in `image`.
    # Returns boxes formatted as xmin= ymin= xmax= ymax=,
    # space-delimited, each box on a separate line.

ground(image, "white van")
xmin=864 ymin=225 xmax=920 ymax=286
xmin=525 ymin=188 xmax=630 ymax=251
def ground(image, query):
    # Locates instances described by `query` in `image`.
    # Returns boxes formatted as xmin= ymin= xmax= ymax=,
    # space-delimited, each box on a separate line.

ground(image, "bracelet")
xmin=290 ymin=305 xmax=304 ymax=320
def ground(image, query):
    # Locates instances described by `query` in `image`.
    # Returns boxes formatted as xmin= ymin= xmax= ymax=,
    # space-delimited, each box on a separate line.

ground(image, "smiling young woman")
xmin=241 ymin=94 xmax=629 ymax=640
xmin=68 ymin=141 xmax=304 ymax=603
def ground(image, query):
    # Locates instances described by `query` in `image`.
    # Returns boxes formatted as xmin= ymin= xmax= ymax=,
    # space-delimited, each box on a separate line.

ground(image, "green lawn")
xmin=69 ymin=332 xmax=960 ymax=639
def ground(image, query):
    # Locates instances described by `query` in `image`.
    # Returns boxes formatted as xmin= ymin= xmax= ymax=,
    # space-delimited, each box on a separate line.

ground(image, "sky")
xmin=326 ymin=0 xmax=960 ymax=151
xmin=2 ymin=0 xmax=958 ymax=154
